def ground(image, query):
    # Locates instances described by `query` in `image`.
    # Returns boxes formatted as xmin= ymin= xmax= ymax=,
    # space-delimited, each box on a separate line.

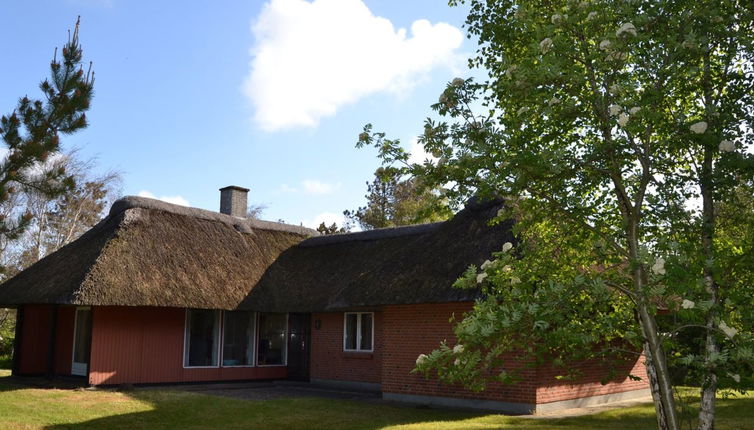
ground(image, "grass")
xmin=0 ymin=370 xmax=752 ymax=429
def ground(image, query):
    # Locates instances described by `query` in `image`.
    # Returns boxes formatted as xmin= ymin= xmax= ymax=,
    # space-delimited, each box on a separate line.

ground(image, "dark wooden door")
xmin=287 ymin=313 xmax=311 ymax=381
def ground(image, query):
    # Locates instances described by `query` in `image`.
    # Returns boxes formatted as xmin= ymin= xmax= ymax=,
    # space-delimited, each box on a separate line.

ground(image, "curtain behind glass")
xmin=184 ymin=309 xmax=220 ymax=367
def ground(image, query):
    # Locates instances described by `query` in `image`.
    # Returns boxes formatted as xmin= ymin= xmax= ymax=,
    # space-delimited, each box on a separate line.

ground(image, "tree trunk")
xmin=697 ymin=122 xmax=719 ymax=430
xmin=645 ymin=343 xmax=669 ymax=430
xmin=638 ymin=304 xmax=681 ymax=430
xmin=698 ymin=338 xmax=718 ymax=430
xmin=623 ymin=206 xmax=680 ymax=430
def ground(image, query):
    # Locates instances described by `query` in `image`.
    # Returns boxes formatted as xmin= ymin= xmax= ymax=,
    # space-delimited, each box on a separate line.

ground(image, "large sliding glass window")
xmin=222 ymin=311 xmax=256 ymax=366
xmin=257 ymin=313 xmax=287 ymax=366
xmin=184 ymin=309 xmax=220 ymax=367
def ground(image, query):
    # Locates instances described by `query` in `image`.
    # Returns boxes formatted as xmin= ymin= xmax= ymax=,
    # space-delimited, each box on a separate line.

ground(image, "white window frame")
xmin=71 ymin=306 xmax=92 ymax=377
xmin=255 ymin=312 xmax=289 ymax=367
xmin=220 ymin=310 xmax=258 ymax=368
xmin=183 ymin=309 xmax=222 ymax=369
xmin=343 ymin=312 xmax=374 ymax=353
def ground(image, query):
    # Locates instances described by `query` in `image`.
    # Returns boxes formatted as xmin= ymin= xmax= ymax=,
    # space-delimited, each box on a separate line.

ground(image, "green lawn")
xmin=0 ymin=370 xmax=752 ymax=430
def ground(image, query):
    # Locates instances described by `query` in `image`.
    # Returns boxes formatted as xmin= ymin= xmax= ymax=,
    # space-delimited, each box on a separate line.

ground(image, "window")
xmin=183 ymin=310 xmax=289 ymax=368
xmin=343 ymin=312 xmax=373 ymax=352
xmin=257 ymin=313 xmax=287 ymax=366
xmin=222 ymin=311 xmax=256 ymax=366
xmin=184 ymin=309 xmax=221 ymax=367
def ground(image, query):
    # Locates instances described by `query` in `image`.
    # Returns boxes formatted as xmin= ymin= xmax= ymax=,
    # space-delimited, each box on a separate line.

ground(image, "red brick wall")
xmin=381 ymin=302 xmax=538 ymax=404
xmin=89 ymin=306 xmax=286 ymax=385
xmin=536 ymin=353 xmax=649 ymax=404
xmin=380 ymin=302 xmax=648 ymax=406
xmin=310 ymin=312 xmax=382 ymax=384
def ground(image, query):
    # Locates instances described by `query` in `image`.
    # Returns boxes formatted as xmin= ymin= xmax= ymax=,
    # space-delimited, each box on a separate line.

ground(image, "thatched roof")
xmin=238 ymin=197 xmax=513 ymax=312
xmin=0 ymin=197 xmax=314 ymax=308
xmin=0 ymin=195 xmax=512 ymax=311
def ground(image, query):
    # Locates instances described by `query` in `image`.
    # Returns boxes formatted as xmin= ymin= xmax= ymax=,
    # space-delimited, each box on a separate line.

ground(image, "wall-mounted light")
xmin=314 ymin=319 xmax=322 ymax=330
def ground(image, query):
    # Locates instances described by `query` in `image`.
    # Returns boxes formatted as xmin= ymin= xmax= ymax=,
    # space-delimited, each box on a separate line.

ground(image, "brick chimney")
xmin=219 ymin=186 xmax=249 ymax=218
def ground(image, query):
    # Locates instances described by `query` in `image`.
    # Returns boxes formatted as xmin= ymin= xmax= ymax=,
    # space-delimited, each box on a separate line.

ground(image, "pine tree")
xmin=316 ymin=222 xmax=348 ymax=235
xmin=0 ymin=17 xmax=93 ymax=274
xmin=344 ymin=167 xmax=451 ymax=230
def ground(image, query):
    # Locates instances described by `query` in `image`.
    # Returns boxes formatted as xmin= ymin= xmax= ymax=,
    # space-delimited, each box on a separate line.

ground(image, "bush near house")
xmin=0 ymin=308 xmax=14 ymax=367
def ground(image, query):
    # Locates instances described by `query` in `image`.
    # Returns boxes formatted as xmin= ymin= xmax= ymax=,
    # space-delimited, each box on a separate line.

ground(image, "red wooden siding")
xmin=310 ymin=312 xmax=382 ymax=384
xmin=88 ymin=306 xmax=286 ymax=385
xmin=16 ymin=304 xmax=76 ymax=376
xmin=17 ymin=304 xmax=53 ymax=375
xmin=53 ymin=306 xmax=75 ymax=375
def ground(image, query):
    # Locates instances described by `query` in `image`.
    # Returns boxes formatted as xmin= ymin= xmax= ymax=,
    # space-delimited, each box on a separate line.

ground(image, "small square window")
xmin=343 ymin=312 xmax=374 ymax=352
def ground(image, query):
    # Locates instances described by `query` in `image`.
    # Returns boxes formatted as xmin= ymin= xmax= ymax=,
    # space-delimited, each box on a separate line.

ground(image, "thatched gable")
xmin=239 ymin=197 xmax=513 ymax=312
xmin=0 ymin=197 xmax=314 ymax=308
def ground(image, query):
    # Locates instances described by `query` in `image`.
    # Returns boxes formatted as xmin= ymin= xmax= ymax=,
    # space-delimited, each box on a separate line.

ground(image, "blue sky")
xmin=1 ymin=0 xmax=477 ymax=227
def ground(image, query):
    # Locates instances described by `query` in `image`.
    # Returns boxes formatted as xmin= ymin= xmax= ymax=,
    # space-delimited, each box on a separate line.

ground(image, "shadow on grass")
xmin=0 ymin=372 xmax=86 ymax=393
xmin=37 ymin=389 xmax=494 ymax=430
xmin=37 ymin=390 xmax=754 ymax=430
xmin=0 ymin=372 xmax=748 ymax=430
xmin=32 ymin=389 xmax=659 ymax=430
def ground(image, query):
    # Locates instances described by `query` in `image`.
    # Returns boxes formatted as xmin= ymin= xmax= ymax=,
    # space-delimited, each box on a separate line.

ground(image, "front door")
xmin=287 ymin=313 xmax=311 ymax=381
xmin=71 ymin=307 xmax=92 ymax=376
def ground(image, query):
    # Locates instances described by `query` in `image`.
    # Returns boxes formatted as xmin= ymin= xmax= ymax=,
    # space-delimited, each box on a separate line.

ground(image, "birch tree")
xmin=359 ymin=1 xmax=753 ymax=428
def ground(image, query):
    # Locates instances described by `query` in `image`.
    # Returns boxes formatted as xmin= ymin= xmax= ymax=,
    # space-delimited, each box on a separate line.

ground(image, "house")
xmin=0 ymin=186 xmax=649 ymax=413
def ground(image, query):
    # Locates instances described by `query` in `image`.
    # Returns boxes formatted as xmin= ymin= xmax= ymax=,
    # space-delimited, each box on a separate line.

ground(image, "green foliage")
xmin=663 ymin=181 xmax=754 ymax=387
xmin=0 ymin=18 xmax=94 ymax=275
xmin=0 ymin=154 xmax=120 ymax=278
xmin=0 ymin=309 xmax=13 ymax=358
xmin=416 ymin=216 xmax=642 ymax=389
xmin=316 ymin=222 xmax=349 ymax=235
xmin=359 ymin=1 xmax=754 ymax=428
xmin=344 ymin=166 xmax=451 ymax=230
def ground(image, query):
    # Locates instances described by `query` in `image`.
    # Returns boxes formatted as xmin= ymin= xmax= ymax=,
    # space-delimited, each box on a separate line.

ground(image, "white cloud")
xmin=22 ymin=152 xmax=68 ymax=180
xmin=279 ymin=180 xmax=341 ymax=194
xmin=302 ymin=179 xmax=341 ymax=194
xmin=137 ymin=190 xmax=190 ymax=207
xmin=406 ymin=137 xmax=438 ymax=165
xmin=301 ymin=211 xmax=346 ymax=229
xmin=244 ymin=0 xmax=464 ymax=131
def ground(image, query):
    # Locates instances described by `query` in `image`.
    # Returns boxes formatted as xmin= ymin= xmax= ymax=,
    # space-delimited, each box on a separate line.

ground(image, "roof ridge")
xmin=295 ymin=197 xmax=505 ymax=248
xmin=298 ymin=222 xmax=443 ymax=247
xmin=110 ymin=196 xmax=317 ymax=237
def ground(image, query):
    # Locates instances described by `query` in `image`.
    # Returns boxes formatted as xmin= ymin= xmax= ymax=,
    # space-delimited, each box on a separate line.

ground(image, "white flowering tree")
xmin=357 ymin=1 xmax=754 ymax=429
